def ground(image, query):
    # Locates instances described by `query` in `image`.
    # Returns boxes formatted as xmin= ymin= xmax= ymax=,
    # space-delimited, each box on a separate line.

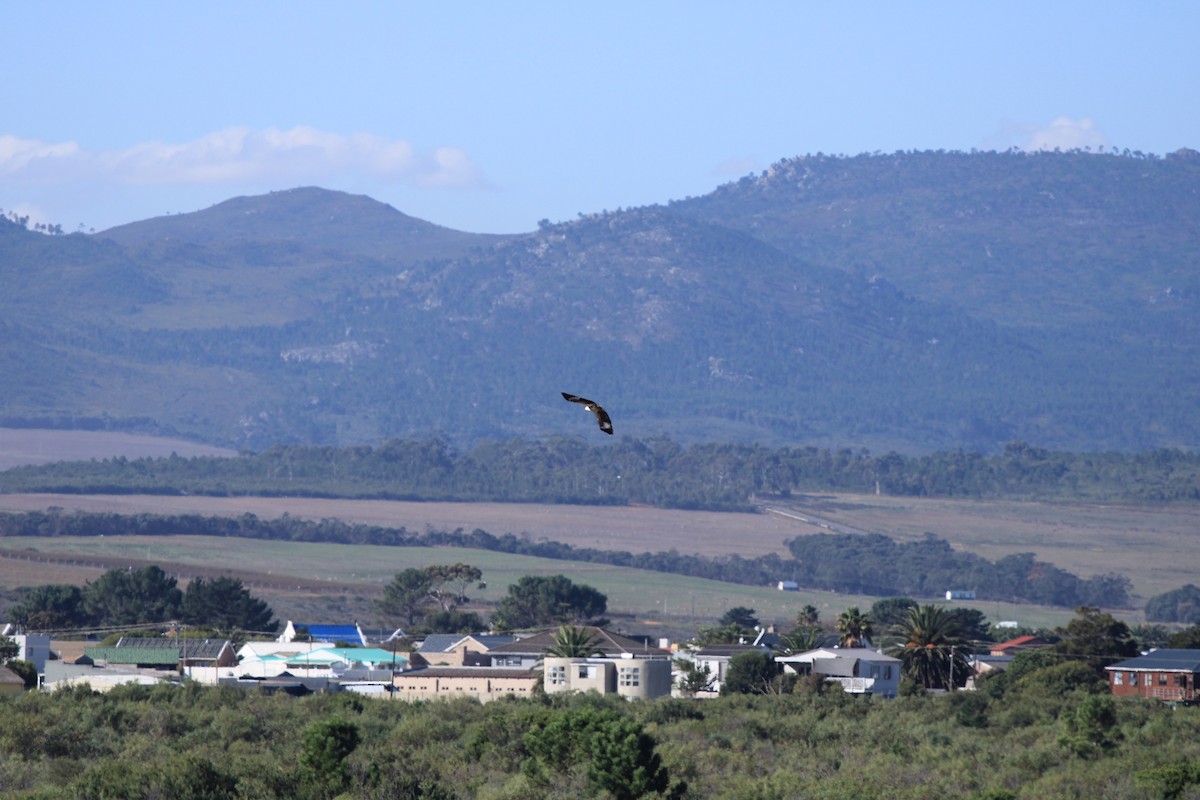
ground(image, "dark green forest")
xmin=3 ymin=665 xmax=1200 ymax=799
xmin=2 ymin=437 xmax=1197 ymax=506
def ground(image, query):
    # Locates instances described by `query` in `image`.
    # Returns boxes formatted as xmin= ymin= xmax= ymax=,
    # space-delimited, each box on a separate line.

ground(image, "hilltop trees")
xmin=376 ymin=563 xmax=485 ymax=632
xmin=1145 ymin=584 xmax=1200 ymax=623
xmin=7 ymin=584 xmax=88 ymax=629
xmin=7 ymin=567 xmax=276 ymax=633
xmin=1054 ymin=606 xmax=1140 ymax=677
xmin=83 ymin=565 xmax=183 ymax=627
xmin=491 ymin=575 xmax=608 ymax=631
xmin=376 ymin=568 xmax=434 ymax=627
xmin=180 ymin=577 xmax=278 ymax=633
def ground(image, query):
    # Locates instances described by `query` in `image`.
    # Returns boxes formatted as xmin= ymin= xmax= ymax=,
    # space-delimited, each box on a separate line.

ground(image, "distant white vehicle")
xmin=777 ymin=580 xmax=799 ymax=591
xmin=945 ymin=590 xmax=976 ymax=600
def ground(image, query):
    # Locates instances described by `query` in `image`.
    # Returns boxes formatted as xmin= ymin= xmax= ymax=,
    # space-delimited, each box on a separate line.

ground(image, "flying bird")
xmin=562 ymin=392 xmax=614 ymax=434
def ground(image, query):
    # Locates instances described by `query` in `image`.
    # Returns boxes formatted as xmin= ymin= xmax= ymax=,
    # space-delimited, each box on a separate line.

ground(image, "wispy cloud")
xmin=712 ymin=156 xmax=761 ymax=179
xmin=1021 ymin=116 xmax=1109 ymax=152
xmin=0 ymin=127 xmax=485 ymax=189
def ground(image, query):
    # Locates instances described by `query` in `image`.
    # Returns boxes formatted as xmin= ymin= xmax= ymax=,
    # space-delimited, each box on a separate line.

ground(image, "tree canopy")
xmin=180 ymin=577 xmax=278 ymax=634
xmin=491 ymin=575 xmax=608 ymax=631
xmin=7 ymin=566 xmax=275 ymax=634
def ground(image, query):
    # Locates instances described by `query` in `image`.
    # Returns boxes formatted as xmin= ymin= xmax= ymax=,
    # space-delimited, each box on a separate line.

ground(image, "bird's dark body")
xmin=561 ymin=392 xmax=614 ymax=434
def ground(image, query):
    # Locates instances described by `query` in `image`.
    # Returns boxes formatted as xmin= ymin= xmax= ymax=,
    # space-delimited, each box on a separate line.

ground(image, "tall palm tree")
xmin=796 ymin=605 xmax=820 ymax=627
xmin=778 ymin=625 xmax=823 ymax=655
xmin=545 ymin=625 xmax=605 ymax=658
xmin=887 ymin=604 xmax=971 ymax=690
xmin=836 ymin=606 xmax=873 ymax=648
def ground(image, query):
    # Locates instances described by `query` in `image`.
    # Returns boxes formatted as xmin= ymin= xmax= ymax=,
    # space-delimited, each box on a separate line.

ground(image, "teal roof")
xmin=305 ymin=647 xmax=405 ymax=664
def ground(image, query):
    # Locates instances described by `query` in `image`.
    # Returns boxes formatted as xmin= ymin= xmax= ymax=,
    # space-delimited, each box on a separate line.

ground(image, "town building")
xmin=1108 ymin=649 xmax=1200 ymax=703
xmin=776 ymin=647 xmax=901 ymax=698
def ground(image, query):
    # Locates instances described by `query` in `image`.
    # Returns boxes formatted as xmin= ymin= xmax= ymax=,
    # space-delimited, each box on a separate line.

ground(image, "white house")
xmin=235 ymin=645 xmax=406 ymax=680
xmin=775 ymin=647 xmax=901 ymax=698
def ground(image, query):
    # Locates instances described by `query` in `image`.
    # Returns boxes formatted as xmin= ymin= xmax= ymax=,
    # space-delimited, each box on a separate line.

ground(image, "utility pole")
xmin=949 ymin=644 xmax=955 ymax=691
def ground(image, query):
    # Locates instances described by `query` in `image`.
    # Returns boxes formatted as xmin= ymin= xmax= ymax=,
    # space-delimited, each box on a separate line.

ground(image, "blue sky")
xmin=3 ymin=2 xmax=1197 ymax=234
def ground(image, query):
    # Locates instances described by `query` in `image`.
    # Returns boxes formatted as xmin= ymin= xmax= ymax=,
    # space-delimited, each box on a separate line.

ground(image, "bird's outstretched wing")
xmin=561 ymin=392 xmax=614 ymax=434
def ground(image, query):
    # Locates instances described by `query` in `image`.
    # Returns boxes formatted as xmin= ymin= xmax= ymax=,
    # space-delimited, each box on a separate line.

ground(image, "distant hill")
xmin=2 ymin=152 xmax=1197 ymax=453
xmin=98 ymin=186 xmax=503 ymax=260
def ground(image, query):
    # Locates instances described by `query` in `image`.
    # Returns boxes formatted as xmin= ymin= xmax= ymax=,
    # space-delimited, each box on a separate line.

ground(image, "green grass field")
xmin=1 ymin=532 xmax=1089 ymax=639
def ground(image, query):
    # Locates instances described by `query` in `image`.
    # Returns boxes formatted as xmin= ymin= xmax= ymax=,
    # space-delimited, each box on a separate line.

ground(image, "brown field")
xmin=0 ymin=493 xmax=801 ymax=559
xmin=0 ymin=428 xmax=237 ymax=470
xmin=0 ymin=489 xmax=1196 ymax=634
xmin=1 ymin=429 xmax=1196 ymax=634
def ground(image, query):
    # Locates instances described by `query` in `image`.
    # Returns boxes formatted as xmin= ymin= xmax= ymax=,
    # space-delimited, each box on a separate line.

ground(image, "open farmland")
xmin=0 ymin=492 xmax=800 ymax=559
xmin=1 ymin=490 xmax=1197 ymax=603
xmin=0 ymin=533 xmax=1079 ymax=636
xmin=1 ymin=488 xmax=1196 ymax=633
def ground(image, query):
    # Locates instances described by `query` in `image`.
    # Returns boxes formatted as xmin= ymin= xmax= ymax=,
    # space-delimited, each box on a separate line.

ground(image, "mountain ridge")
xmin=3 ymin=150 xmax=1197 ymax=454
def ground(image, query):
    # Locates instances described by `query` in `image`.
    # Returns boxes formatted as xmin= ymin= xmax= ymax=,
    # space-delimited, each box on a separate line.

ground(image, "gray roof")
xmin=1108 ymin=649 xmax=1200 ymax=672
xmin=118 ymin=637 xmax=231 ymax=660
xmin=488 ymin=627 xmax=667 ymax=657
xmin=415 ymin=634 xmax=464 ymax=653
xmin=461 ymin=634 xmax=518 ymax=650
xmin=814 ymin=658 xmax=859 ymax=677
xmin=695 ymin=644 xmax=772 ymax=658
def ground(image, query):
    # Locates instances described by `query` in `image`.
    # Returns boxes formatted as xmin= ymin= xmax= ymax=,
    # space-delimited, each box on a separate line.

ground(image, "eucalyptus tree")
xmin=377 ymin=568 xmax=434 ymax=627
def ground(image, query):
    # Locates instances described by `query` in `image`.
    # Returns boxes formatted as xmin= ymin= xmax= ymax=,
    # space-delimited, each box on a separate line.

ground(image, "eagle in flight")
xmin=562 ymin=392 xmax=614 ymax=434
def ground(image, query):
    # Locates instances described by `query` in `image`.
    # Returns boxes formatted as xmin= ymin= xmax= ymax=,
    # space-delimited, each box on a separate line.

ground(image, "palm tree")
xmin=836 ymin=606 xmax=873 ymax=648
xmin=887 ymin=604 xmax=971 ymax=690
xmin=545 ymin=625 xmax=605 ymax=658
xmin=796 ymin=605 xmax=820 ymax=627
xmin=778 ymin=625 xmax=824 ymax=655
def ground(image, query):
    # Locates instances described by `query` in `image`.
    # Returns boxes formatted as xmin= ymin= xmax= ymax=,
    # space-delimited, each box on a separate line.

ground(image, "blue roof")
xmin=301 ymin=624 xmax=364 ymax=643
xmin=1108 ymin=649 xmax=1200 ymax=672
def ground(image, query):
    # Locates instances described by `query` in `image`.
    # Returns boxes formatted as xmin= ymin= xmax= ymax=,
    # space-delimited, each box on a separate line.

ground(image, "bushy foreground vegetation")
xmin=1 ymin=437 xmax=1197 ymax=507
xmin=2 ymin=668 xmax=1200 ymax=799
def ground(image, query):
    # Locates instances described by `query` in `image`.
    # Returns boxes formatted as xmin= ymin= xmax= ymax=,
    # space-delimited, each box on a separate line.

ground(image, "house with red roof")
xmin=989 ymin=635 xmax=1051 ymax=657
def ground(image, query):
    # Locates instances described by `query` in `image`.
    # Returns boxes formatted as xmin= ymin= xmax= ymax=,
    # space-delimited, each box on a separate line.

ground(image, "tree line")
xmin=0 ymin=509 xmax=1133 ymax=609
xmin=5 ymin=565 xmax=277 ymax=634
xmin=1 ymin=437 xmax=1197 ymax=507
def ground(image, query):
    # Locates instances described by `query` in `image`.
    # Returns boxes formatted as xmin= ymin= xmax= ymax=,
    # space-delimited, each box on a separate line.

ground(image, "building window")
xmin=548 ymin=666 xmax=566 ymax=686
xmin=1114 ymin=672 xmax=1124 ymax=685
xmin=1159 ymin=673 xmax=1168 ymax=686
xmin=619 ymin=667 xmax=640 ymax=687
xmin=1145 ymin=673 xmax=1153 ymax=686
xmin=578 ymin=665 xmax=592 ymax=679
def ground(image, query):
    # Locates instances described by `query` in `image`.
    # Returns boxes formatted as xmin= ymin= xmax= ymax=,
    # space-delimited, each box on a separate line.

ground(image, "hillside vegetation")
xmin=2 ymin=150 xmax=1197 ymax=453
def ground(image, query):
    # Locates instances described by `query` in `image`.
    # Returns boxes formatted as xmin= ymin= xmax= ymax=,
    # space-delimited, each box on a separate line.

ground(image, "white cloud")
xmin=0 ymin=127 xmax=485 ymax=189
xmin=1021 ymin=116 xmax=1110 ymax=152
